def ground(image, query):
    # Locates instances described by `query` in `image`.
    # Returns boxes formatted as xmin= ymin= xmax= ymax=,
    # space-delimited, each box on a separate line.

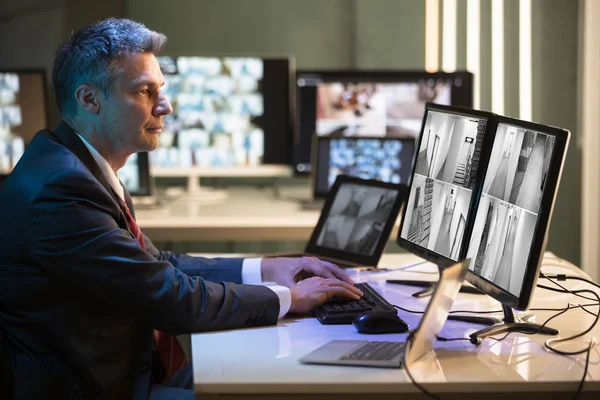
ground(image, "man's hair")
xmin=52 ymin=18 xmax=167 ymax=119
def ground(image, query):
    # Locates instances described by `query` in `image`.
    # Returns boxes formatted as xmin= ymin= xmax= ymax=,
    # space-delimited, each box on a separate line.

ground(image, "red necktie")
xmin=119 ymin=199 xmax=187 ymax=380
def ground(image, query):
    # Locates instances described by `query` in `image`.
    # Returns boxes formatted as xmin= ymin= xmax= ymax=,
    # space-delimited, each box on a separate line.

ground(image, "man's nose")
xmin=154 ymin=93 xmax=173 ymax=116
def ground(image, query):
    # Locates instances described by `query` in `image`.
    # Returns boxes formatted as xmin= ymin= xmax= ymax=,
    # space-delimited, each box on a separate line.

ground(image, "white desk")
xmin=191 ymin=254 xmax=600 ymax=399
xmin=135 ymin=187 xmax=400 ymax=242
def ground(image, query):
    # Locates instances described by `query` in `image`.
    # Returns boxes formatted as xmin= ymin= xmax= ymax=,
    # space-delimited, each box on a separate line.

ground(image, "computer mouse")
xmin=352 ymin=310 xmax=410 ymax=334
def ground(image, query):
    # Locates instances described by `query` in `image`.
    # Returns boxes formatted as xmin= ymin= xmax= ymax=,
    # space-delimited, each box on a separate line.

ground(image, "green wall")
xmin=531 ymin=0 xmax=580 ymax=264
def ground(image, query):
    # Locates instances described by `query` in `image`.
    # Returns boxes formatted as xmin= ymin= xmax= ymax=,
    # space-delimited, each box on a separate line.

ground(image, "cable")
xmin=538 ymin=273 xmax=599 ymax=400
xmin=435 ymin=335 xmax=471 ymax=343
xmin=536 ymin=283 xmax=599 ymax=303
xmin=541 ymin=255 xmax=593 ymax=281
xmin=573 ymin=339 xmax=595 ymax=400
xmin=539 ymin=275 xmax=600 ymax=356
xmin=397 ymin=268 xmax=598 ymax=400
xmin=402 ymin=333 xmax=443 ymax=400
xmin=541 ymin=273 xmax=600 ymax=292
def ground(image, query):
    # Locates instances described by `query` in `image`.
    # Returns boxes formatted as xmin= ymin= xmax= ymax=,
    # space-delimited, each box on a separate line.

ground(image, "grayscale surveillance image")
xmin=316 ymin=184 xmax=399 ymax=256
xmin=414 ymin=110 xmax=486 ymax=190
xmin=400 ymin=175 xmax=471 ymax=261
xmin=483 ymin=124 xmax=555 ymax=214
xmin=467 ymin=194 xmax=537 ymax=296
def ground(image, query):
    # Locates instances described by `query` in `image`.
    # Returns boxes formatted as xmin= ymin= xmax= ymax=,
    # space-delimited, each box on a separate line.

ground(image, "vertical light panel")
xmin=519 ymin=0 xmax=532 ymax=121
xmin=466 ymin=0 xmax=481 ymax=109
xmin=580 ymin=0 xmax=600 ymax=282
xmin=442 ymin=0 xmax=457 ymax=72
xmin=491 ymin=0 xmax=505 ymax=114
xmin=426 ymin=0 xmax=440 ymax=72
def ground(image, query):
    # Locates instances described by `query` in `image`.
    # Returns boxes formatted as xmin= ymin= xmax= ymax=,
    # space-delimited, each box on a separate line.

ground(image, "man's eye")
xmin=140 ymin=89 xmax=149 ymax=95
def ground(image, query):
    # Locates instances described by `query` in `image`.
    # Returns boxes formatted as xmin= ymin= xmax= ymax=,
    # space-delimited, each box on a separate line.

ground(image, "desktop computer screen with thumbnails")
xmin=311 ymin=136 xmax=415 ymax=199
xmin=153 ymin=55 xmax=293 ymax=168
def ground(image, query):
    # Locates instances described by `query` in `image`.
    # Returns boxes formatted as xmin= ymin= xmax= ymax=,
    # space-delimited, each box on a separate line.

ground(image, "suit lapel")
xmin=51 ymin=121 xmax=117 ymax=197
xmin=50 ymin=121 xmax=129 ymax=227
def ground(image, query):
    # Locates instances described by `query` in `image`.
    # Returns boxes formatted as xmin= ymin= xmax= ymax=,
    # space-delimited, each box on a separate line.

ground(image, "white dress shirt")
xmin=75 ymin=134 xmax=291 ymax=318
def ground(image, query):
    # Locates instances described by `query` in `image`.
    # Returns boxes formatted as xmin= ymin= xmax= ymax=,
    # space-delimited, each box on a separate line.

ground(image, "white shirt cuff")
xmin=241 ymin=258 xmax=263 ymax=284
xmin=268 ymin=285 xmax=292 ymax=319
xmin=242 ymin=258 xmax=291 ymax=319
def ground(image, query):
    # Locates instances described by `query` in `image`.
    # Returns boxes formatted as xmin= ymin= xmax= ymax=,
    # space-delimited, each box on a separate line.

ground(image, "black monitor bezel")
xmin=294 ymin=69 xmax=474 ymax=175
xmin=156 ymin=53 xmax=295 ymax=166
xmin=305 ymin=174 xmax=407 ymax=267
xmin=310 ymin=135 xmax=416 ymax=199
xmin=127 ymin=152 xmax=152 ymax=197
xmin=464 ymin=116 xmax=570 ymax=311
xmin=395 ymin=103 xmax=497 ymax=269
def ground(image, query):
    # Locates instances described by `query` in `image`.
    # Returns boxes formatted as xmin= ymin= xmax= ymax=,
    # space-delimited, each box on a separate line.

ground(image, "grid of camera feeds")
xmin=153 ymin=56 xmax=271 ymax=168
xmin=316 ymin=81 xmax=451 ymax=137
xmin=0 ymin=73 xmax=26 ymax=174
xmin=314 ymin=137 xmax=414 ymax=197
xmin=316 ymin=183 xmax=400 ymax=256
xmin=466 ymin=123 xmax=556 ymax=296
xmin=400 ymin=110 xmax=488 ymax=261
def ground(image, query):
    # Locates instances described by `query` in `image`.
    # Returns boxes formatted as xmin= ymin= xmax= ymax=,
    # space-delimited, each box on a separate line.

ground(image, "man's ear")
xmin=74 ymin=84 xmax=102 ymax=114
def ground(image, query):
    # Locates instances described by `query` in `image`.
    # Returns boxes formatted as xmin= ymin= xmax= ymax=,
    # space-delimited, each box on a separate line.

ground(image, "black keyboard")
xmin=313 ymin=282 xmax=397 ymax=324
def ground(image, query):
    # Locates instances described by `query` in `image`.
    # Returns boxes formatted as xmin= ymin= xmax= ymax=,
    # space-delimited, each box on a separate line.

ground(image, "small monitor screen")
xmin=0 ymin=70 xmax=48 ymax=174
xmin=120 ymin=152 xmax=151 ymax=197
xmin=153 ymin=56 xmax=292 ymax=168
xmin=294 ymin=71 xmax=473 ymax=174
xmin=313 ymin=136 xmax=415 ymax=198
xmin=315 ymin=182 xmax=401 ymax=256
xmin=466 ymin=123 xmax=556 ymax=296
xmin=399 ymin=108 xmax=488 ymax=261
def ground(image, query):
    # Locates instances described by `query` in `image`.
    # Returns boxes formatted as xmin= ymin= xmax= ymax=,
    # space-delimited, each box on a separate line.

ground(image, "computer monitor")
xmin=153 ymin=55 xmax=293 ymax=168
xmin=398 ymin=103 xmax=570 ymax=340
xmin=121 ymin=152 xmax=152 ymax=197
xmin=0 ymin=69 xmax=49 ymax=179
xmin=294 ymin=70 xmax=473 ymax=174
xmin=463 ymin=115 xmax=570 ymax=343
xmin=312 ymin=136 xmax=415 ymax=199
xmin=397 ymin=103 xmax=492 ymax=267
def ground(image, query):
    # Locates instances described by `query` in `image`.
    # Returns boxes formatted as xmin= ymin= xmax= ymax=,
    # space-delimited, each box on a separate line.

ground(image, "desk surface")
xmin=192 ymin=254 xmax=600 ymax=399
xmin=136 ymin=186 xmax=399 ymax=242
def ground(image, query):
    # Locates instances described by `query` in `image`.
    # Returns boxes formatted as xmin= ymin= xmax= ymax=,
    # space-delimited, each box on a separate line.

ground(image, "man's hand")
xmin=288 ymin=277 xmax=363 ymax=314
xmin=261 ymin=256 xmax=354 ymax=288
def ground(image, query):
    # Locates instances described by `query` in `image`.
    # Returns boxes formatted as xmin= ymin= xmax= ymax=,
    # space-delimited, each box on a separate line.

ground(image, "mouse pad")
xmin=299 ymin=258 xmax=470 ymax=368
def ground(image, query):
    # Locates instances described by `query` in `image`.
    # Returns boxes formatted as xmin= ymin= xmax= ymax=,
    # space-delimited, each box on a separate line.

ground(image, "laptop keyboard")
xmin=341 ymin=341 xmax=405 ymax=361
xmin=313 ymin=282 xmax=397 ymax=324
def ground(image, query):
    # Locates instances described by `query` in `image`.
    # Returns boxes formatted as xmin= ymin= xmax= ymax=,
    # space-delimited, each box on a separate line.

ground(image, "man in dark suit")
xmin=0 ymin=18 xmax=362 ymax=400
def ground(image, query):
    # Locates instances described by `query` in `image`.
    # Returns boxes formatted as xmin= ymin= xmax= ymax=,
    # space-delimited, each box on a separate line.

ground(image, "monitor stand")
xmin=468 ymin=303 xmax=559 ymax=345
xmin=186 ymin=175 xmax=228 ymax=204
xmin=393 ymin=264 xmax=501 ymax=327
xmin=397 ymin=264 xmax=485 ymax=298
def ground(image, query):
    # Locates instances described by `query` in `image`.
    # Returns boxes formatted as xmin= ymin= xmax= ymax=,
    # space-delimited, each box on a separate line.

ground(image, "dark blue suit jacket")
xmin=0 ymin=122 xmax=280 ymax=399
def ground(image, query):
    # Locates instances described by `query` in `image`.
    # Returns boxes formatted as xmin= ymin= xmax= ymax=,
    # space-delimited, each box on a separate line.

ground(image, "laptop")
xmin=299 ymin=258 xmax=470 ymax=368
xmin=275 ymin=175 xmax=407 ymax=270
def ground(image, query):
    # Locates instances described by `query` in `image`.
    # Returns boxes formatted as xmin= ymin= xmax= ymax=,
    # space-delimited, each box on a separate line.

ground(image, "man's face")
xmin=99 ymin=52 xmax=172 ymax=154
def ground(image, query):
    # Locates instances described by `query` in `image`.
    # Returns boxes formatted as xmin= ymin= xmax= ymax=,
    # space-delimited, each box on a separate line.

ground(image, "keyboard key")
xmin=313 ymin=282 xmax=397 ymax=324
xmin=341 ymin=341 xmax=405 ymax=361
